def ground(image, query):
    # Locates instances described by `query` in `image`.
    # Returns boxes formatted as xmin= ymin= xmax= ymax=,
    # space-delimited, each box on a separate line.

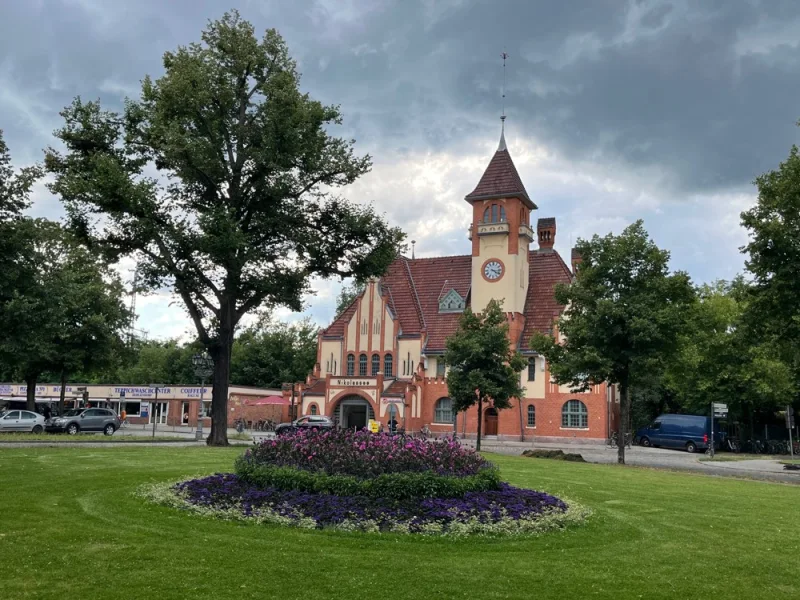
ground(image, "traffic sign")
xmin=712 ymin=403 xmax=728 ymax=411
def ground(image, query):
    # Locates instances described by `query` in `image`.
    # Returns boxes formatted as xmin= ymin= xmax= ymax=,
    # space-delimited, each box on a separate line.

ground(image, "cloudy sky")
xmin=2 ymin=0 xmax=799 ymax=339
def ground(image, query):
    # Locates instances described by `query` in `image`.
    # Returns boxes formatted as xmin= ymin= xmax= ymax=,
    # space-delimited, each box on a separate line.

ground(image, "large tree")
xmin=45 ymin=12 xmax=405 ymax=445
xmin=741 ymin=144 xmax=800 ymax=389
xmin=531 ymin=221 xmax=695 ymax=464
xmin=0 ymin=221 xmax=130 ymax=411
xmin=444 ymin=299 xmax=526 ymax=451
xmin=334 ymin=281 xmax=365 ymax=317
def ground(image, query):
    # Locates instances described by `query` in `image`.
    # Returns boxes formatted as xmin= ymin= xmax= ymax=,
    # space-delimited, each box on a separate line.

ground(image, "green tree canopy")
xmin=741 ymin=144 xmax=800 ymax=389
xmin=44 ymin=11 xmax=405 ymax=445
xmin=444 ymin=299 xmax=526 ymax=450
xmin=531 ymin=221 xmax=695 ymax=464
xmin=334 ymin=281 xmax=365 ymax=317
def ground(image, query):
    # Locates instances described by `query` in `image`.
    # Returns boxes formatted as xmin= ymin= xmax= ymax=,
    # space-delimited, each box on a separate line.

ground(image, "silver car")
xmin=0 ymin=410 xmax=46 ymax=433
xmin=46 ymin=408 xmax=120 ymax=435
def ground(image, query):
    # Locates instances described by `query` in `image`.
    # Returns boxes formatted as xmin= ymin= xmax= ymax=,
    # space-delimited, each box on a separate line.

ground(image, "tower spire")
xmin=498 ymin=50 xmax=509 ymax=151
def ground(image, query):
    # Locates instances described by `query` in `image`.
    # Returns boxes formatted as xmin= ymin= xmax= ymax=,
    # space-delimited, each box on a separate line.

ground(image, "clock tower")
xmin=466 ymin=122 xmax=537 ymax=318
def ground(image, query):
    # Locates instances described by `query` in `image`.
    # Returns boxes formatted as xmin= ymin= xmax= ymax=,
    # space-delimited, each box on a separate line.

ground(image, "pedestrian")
xmin=183 ymin=412 xmax=189 ymax=425
xmin=42 ymin=404 xmax=52 ymax=421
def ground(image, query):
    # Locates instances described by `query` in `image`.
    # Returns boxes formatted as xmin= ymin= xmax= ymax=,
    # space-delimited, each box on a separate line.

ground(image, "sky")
xmin=2 ymin=0 xmax=799 ymax=340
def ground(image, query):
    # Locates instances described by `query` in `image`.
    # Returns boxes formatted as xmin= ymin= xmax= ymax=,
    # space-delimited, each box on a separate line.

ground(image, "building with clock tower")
xmin=283 ymin=124 xmax=617 ymax=444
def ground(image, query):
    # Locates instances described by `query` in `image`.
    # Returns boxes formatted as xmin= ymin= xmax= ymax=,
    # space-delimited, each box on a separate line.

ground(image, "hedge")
xmin=234 ymin=458 xmax=501 ymax=501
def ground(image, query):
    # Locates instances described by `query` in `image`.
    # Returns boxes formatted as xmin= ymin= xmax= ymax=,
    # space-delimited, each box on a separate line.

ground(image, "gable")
xmin=439 ymin=288 xmax=465 ymax=313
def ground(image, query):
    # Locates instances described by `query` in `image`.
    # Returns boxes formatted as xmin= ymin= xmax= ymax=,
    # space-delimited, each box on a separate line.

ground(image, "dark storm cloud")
xmin=2 ymin=0 xmax=798 ymax=193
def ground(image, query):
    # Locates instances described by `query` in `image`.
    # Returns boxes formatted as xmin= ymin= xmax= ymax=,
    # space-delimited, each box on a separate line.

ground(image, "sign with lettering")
xmin=333 ymin=379 xmax=373 ymax=387
xmin=368 ymin=419 xmax=380 ymax=433
xmin=381 ymin=397 xmax=404 ymax=404
xmin=140 ymin=402 xmax=149 ymax=417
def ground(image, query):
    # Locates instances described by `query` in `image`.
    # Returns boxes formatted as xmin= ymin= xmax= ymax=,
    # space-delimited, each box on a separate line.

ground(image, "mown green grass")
xmin=0 ymin=447 xmax=798 ymax=600
xmin=700 ymin=453 xmax=783 ymax=462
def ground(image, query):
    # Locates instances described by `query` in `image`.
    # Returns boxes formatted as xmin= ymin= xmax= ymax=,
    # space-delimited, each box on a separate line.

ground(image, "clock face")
xmin=483 ymin=260 xmax=504 ymax=281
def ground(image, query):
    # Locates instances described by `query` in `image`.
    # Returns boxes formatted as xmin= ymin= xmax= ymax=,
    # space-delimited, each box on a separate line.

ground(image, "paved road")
xmin=472 ymin=440 xmax=800 ymax=483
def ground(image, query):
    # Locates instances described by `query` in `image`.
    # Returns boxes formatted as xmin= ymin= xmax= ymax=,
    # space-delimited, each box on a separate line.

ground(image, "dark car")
xmin=636 ymin=414 xmax=724 ymax=453
xmin=46 ymin=408 xmax=120 ymax=436
xmin=275 ymin=415 xmax=334 ymax=436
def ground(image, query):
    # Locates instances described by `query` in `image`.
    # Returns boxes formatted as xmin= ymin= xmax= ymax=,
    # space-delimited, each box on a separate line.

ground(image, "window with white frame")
xmin=527 ymin=404 xmax=535 ymax=427
xmin=434 ymin=397 xmax=454 ymax=423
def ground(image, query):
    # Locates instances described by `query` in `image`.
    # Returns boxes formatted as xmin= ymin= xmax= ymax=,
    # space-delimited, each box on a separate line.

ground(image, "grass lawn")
xmin=1 ymin=448 xmax=798 ymax=600
xmin=699 ymin=453 xmax=784 ymax=462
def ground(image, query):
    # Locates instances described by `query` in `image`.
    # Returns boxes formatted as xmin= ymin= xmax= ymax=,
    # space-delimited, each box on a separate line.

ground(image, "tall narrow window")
xmin=527 ymin=405 xmax=536 ymax=427
xmin=527 ymin=357 xmax=536 ymax=382
xmin=371 ymin=353 xmax=380 ymax=376
xmin=359 ymin=354 xmax=368 ymax=376
xmin=491 ymin=204 xmax=498 ymax=223
xmin=384 ymin=354 xmax=393 ymax=377
xmin=500 ymin=206 xmax=506 ymax=222
xmin=346 ymin=354 xmax=355 ymax=376
xmin=483 ymin=207 xmax=490 ymax=223
xmin=436 ymin=358 xmax=446 ymax=377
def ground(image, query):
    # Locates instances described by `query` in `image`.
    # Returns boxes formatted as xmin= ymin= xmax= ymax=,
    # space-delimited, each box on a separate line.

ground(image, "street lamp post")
xmin=192 ymin=352 xmax=214 ymax=442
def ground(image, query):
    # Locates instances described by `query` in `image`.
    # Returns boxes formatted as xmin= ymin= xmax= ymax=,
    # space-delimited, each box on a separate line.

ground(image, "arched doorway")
xmin=484 ymin=407 xmax=498 ymax=436
xmin=332 ymin=395 xmax=375 ymax=430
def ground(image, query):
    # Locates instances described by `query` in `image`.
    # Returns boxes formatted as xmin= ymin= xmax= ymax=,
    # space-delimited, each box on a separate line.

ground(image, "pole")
xmin=788 ymin=405 xmax=795 ymax=460
xmin=709 ymin=403 xmax=715 ymax=458
xmin=196 ymin=379 xmax=205 ymax=442
xmin=152 ymin=387 xmax=158 ymax=438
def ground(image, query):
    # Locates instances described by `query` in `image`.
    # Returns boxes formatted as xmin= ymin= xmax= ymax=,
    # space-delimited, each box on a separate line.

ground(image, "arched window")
xmin=434 ymin=397 xmax=454 ymax=423
xmin=499 ymin=206 xmax=506 ymax=222
xmin=483 ymin=207 xmax=490 ymax=223
xmin=346 ymin=354 xmax=355 ymax=376
xmin=527 ymin=404 xmax=536 ymax=427
xmin=309 ymin=405 xmax=318 ymax=415
xmin=359 ymin=354 xmax=368 ymax=376
xmin=384 ymin=354 xmax=393 ymax=377
xmin=371 ymin=353 xmax=380 ymax=376
xmin=491 ymin=204 xmax=498 ymax=223
xmin=562 ymin=400 xmax=588 ymax=429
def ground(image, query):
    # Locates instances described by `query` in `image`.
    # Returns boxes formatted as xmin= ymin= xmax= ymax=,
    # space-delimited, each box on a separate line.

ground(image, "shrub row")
xmin=234 ymin=458 xmax=501 ymax=501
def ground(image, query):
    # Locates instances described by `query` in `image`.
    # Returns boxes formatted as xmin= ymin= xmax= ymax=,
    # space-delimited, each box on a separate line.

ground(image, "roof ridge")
xmin=403 ymin=258 xmax=426 ymax=331
xmin=408 ymin=253 xmax=471 ymax=262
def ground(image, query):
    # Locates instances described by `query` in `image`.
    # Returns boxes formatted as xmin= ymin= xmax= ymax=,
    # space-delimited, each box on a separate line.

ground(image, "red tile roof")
xmin=465 ymin=149 xmax=536 ymax=209
xmin=519 ymin=250 xmax=574 ymax=350
xmin=304 ymin=379 xmax=326 ymax=396
xmin=322 ymin=249 xmax=572 ymax=355
xmin=383 ymin=379 xmax=408 ymax=396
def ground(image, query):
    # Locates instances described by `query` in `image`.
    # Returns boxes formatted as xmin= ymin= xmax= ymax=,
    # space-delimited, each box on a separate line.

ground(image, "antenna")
xmin=498 ymin=50 xmax=509 ymax=151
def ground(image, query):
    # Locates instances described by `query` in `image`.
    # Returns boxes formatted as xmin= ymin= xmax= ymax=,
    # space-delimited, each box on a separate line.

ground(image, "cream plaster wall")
xmin=397 ymin=339 xmax=421 ymax=378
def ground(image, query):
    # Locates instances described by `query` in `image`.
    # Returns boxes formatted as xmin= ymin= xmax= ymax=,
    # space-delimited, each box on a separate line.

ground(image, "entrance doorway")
xmin=334 ymin=396 xmax=375 ymax=430
xmin=150 ymin=402 xmax=168 ymax=425
xmin=484 ymin=407 xmax=498 ymax=436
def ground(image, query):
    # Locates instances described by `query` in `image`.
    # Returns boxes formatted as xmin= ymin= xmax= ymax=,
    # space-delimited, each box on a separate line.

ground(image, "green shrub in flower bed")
xmin=234 ymin=461 xmax=501 ymax=501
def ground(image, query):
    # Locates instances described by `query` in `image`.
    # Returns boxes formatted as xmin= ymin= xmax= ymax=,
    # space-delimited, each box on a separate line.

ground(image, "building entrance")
xmin=334 ymin=396 xmax=375 ymax=430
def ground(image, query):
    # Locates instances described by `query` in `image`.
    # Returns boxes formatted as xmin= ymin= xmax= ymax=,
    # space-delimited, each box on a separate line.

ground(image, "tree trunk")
xmin=25 ymin=374 xmax=37 ymax=412
xmin=476 ymin=395 xmax=483 ymax=452
xmin=58 ymin=369 xmax=67 ymax=416
xmin=618 ymin=379 xmax=630 ymax=465
xmin=517 ymin=396 xmax=525 ymax=442
xmin=208 ymin=308 xmax=235 ymax=446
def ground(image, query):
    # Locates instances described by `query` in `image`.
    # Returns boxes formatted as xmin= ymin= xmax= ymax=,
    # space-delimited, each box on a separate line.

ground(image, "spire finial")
xmin=498 ymin=50 xmax=509 ymax=151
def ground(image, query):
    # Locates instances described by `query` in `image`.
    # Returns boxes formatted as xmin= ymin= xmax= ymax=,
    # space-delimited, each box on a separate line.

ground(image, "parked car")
xmin=636 ymin=414 xmax=724 ymax=453
xmin=275 ymin=415 xmax=334 ymax=436
xmin=0 ymin=410 xmax=47 ymax=433
xmin=46 ymin=408 xmax=120 ymax=436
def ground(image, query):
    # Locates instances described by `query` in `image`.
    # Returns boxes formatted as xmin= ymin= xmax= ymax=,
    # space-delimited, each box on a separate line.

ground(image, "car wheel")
xmin=32 ymin=425 xmax=43 ymax=434
xmin=67 ymin=423 xmax=79 ymax=435
xmin=103 ymin=423 xmax=115 ymax=436
xmin=686 ymin=441 xmax=697 ymax=453
xmin=640 ymin=436 xmax=651 ymax=448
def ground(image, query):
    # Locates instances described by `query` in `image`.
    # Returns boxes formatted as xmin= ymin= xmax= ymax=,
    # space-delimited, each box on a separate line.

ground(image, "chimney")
xmin=571 ymin=247 xmax=582 ymax=275
xmin=537 ymin=218 xmax=556 ymax=251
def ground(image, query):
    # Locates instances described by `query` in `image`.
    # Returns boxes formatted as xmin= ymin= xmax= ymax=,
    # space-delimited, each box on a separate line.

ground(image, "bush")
xmin=242 ymin=428 xmax=490 ymax=478
xmin=235 ymin=460 xmax=501 ymax=500
xmin=521 ymin=449 xmax=586 ymax=462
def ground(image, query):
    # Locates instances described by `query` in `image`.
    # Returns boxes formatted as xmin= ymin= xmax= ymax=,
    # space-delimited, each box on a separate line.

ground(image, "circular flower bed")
xmin=140 ymin=429 xmax=588 ymax=536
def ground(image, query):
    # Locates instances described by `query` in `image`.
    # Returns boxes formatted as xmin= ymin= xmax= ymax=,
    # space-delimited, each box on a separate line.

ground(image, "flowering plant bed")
xmin=139 ymin=474 xmax=588 ymax=536
xmin=140 ymin=430 xmax=588 ymax=536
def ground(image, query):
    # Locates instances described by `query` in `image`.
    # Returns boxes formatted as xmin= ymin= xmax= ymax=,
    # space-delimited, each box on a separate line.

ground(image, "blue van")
xmin=636 ymin=414 xmax=723 ymax=453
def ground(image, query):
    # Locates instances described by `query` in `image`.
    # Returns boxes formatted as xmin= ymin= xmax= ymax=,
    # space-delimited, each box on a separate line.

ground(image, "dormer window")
xmin=439 ymin=289 xmax=465 ymax=313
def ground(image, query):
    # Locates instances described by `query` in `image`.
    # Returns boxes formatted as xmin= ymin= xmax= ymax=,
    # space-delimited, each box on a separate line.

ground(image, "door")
xmin=81 ymin=409 xmax=103 ymax=431
xmin=19 ymin=411 xmax=39 ymax=432
xmin=484 ymin=408 xmax=498 ymax=436
xmin=150 ymin=402 xmax=168 ymax=425
xmin=0 ymin=411 xmax=21 ymax=431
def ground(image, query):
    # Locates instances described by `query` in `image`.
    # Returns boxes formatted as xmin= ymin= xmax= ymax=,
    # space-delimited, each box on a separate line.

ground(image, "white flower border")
xmin=135 ymin=477 xmax=591 ymax=538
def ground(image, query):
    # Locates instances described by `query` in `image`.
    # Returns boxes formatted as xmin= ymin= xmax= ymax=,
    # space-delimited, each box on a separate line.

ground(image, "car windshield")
xmin=62 ymin=409 xmax=84 ymax=417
